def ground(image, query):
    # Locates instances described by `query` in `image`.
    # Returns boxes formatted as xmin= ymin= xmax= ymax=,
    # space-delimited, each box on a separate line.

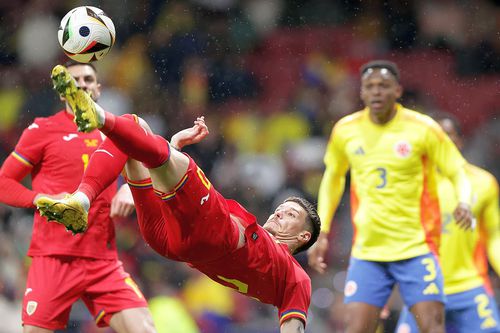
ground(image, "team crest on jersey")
xmin=84 ymin=139 xmax=99 ymax=147
xmin=344 ymin=280 xmax=358 ymax=297
xmin=26 ymin=301 xmax=38 ymax=316
xmin=394 ymin=141 xmax=412 ymax=158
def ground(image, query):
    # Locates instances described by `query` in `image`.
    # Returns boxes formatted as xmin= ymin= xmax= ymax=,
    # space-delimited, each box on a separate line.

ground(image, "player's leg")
xmin=51 ymin=64 xmax=185 ymax=189
xmin=109 ymin=308 xmax=156 ymax=333
xmin=410 ymin=302 xmax=444 ymax=333
xmin=22 ymin=257 xmax=85 ymax=332
xmin=394 ymin=253 xmax=446 ymax=333
xmin=36 ymin=131 xmax=129 ymax=233
xmin=445 ymin=286 xmax=500 ymax=333
xmin=80 ymin=259 xmax=155 ymax=333
xmin=343 ymin=257 xmax=395 ymax=333
xmin=124 ymin=158 xmax=171 ymax=256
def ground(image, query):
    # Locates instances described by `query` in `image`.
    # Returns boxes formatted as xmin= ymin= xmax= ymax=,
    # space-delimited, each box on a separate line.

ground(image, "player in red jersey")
xmin=36 ymin=64 xmax=321 ymax=333
xmin=0 ymin=62 xmax=159 ymax=332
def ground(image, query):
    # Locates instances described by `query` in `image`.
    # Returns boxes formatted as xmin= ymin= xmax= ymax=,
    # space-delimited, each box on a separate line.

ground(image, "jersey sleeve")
xmin=278 ymin=275 xmax=310 ymax=327
xmin=0 ymin=121 xmax=46 ymax=208
xmin=318 ymin=124 xmax=349 ymax=233
xmin=13 ymin=120 xmax=48 ymax=167
xmin=0 ymin=155 xmax=37 ymax=208
xmin=482 ymin=175 xmax=500 ymax=276
xmin=424 ymin=120 xmax=466 ymax=177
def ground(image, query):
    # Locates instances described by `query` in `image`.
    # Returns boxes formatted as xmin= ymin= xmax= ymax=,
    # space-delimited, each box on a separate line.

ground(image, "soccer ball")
xmin=57 ymin=6 xmax=115 ymax=63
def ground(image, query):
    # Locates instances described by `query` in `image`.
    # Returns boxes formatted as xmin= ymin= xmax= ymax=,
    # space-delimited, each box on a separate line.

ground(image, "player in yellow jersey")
xmin=308 ymin=60 xmax=474 ymax=333
xmin=396 ymin=114 xmax=500 ymax=333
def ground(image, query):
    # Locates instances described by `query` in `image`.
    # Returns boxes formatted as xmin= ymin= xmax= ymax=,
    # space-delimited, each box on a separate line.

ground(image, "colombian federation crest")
xmin=394 ymin=141 xmax=412 ymax=158
xmin=344 ymin=280 xmax=358 ymax=297
xmin=26 ymin=301 xmax=38 ymax=316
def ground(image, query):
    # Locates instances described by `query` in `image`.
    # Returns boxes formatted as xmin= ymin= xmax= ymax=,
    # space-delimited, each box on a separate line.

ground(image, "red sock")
xmin=100 ymin=113 xmax=170 ymax=169
xmin=78 ymin=138 xmax=128 ymax=202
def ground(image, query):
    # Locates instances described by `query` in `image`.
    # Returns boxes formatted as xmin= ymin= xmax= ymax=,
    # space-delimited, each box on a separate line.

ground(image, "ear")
xmin=395 ymin=84 xmax=403 ymax=99
xmin=299 ymin=231 xmax=311 ymax=243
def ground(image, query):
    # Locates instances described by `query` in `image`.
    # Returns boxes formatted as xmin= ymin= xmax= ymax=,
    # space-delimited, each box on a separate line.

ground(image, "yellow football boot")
xmin=51 ymin=65 xmax=99 ymax=132
xmin=36 ymin=194 xmax=88 ymax=234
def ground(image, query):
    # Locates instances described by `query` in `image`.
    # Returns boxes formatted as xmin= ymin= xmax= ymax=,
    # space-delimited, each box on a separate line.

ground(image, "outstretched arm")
xmin=170 ymin=116 xmax=209 ymax=150
xmin=308 ymin=164 xmax=346 ymax=273
xmin=280 ymin=318 xmax=305 ymax=333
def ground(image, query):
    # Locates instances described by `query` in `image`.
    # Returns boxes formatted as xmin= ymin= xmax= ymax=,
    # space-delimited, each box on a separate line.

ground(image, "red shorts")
xmin=130 ymin=157 xmax=240 ymax=263
xmin=23 ymin=256 xmax=148 ymax=330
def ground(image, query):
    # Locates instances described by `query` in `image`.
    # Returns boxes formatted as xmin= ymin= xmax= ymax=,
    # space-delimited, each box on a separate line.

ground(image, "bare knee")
xmin=411 ymin=301 xmax=445 ymax=333
xmin=344 ymin=303 xmax=380 ymax=333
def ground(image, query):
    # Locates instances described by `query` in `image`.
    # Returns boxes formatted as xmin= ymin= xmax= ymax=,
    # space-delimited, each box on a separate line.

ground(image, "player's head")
xmin=360 ymin=60 xmax=402 ymax=118
xmin=65 ymin=60 xmax=101 ymax=102
xmin=263 ymin=196 xmax=321 ymax=255
xmin=432 ymin=112 xmax=463 ymax=150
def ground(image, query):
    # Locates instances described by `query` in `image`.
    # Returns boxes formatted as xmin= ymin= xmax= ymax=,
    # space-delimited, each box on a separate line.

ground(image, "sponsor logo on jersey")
xmin=63 ymin=133 xmax=78 ymax=141
xmin=394 ymin=141 xmax=412 ymax=158
xmin=200 ymin=193 xmax=210 ymax=205
xmin=24 ymin=288 xmax=33 ymax=296
xmin=28 ymin=123 xmax=39 ymax=130
xmin=344 ymin=280 xmax=358 ymax=297
xmin=423 ymin=282 xmax=440 ymax=295
xmin=354 ymin=146 xmax=365 ymax=155
xmin=26 ymin=301 xmax=38 ymax=316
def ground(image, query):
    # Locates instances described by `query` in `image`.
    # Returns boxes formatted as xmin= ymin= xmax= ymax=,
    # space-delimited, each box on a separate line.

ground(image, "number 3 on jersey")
xmin=376 ymin=167 xmax=387 ymax=188
xmin=82 ymin=154 xmax=89 ymax=170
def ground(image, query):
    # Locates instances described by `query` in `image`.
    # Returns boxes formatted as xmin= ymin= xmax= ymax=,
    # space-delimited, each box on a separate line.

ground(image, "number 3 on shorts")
xmin=421 ymin=257 xmax=437 ymax=282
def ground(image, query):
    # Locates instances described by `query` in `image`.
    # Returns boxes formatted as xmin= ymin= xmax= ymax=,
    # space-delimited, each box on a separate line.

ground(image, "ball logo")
xmin=394 ymin=141 xmax=412 ymax=158
xmin=26 ymin=301 xmax=38 ymax=316
xmin=344 ymin=280 xmax=358 ymax=297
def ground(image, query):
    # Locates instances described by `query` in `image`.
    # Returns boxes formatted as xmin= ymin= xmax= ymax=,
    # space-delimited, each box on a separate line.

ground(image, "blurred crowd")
xmin=0 ymin=0 xmax=499 ymax=332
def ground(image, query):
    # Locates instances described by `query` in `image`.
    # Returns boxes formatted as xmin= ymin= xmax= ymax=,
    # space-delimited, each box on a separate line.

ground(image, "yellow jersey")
xmin=439 ymin=164 xmax=500 ymax=295
xmin=322 ymin=104 xmax=466 ymax=261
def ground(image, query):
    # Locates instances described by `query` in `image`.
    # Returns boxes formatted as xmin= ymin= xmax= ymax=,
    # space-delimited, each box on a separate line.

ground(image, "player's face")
xmin=439 ymin=118 xmax=463 ymax=150
xmin=360 ymin=68 xmax=402 ymax=120
xmin=263 ymin=201 xmax=311 ymax=243
xmin=67 ymin=64 xmax=101 ymax=102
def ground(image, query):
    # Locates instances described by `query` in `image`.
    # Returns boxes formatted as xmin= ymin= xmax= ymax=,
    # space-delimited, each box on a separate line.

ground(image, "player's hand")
xmin=307 ymin=232 xmax=329 ymax=274
xmin=110 ymin=184 xmax=135 ymax=218
xmin=453 ymin=202 xmax=474 ymax=230
xmin=33 ymin=192 xmax=68 ymax=206
xmin=170 ymin=116 xmax=209 ymax=150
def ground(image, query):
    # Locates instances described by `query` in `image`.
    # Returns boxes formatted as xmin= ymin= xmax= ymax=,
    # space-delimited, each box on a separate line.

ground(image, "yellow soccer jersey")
xmin=322 ymin=104 xmax=466 ymax=261
xmin=439 ymin=164 xmax=500 ymax=295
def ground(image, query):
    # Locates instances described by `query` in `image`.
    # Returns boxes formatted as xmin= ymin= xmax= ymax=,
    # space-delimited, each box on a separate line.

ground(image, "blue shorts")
xmin=397 ymin=286 xmax=500 ymax=333
xmin=344 ymin=253 xmax=445 ymax=308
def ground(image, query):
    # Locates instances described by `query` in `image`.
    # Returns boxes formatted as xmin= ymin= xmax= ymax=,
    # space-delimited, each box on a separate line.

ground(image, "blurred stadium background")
xmin=0 ymin=0 xmax=499 ymax=332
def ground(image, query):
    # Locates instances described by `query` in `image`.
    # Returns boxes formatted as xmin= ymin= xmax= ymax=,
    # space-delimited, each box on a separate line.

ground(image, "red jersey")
xmin=13 ymin=110 xmax=117 ymax=259
xmin=129 ymin=157 xmax=311 ymax=325
xmin=191 ymin=200 xmax=311 ymax=326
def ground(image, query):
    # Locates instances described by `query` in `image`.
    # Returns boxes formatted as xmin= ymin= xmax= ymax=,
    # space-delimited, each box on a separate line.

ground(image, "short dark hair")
xmin=360 ymin=60 xmax=400 ymax=82
xmin=64 ymin=60 xmax=98 ymax=74
xmin=284 ymin=196 xmax=321 ymax=254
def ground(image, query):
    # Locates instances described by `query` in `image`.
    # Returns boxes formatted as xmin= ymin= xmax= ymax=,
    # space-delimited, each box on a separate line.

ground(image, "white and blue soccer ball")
xmin=57 ymin=6 xmax=115 ymax=63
